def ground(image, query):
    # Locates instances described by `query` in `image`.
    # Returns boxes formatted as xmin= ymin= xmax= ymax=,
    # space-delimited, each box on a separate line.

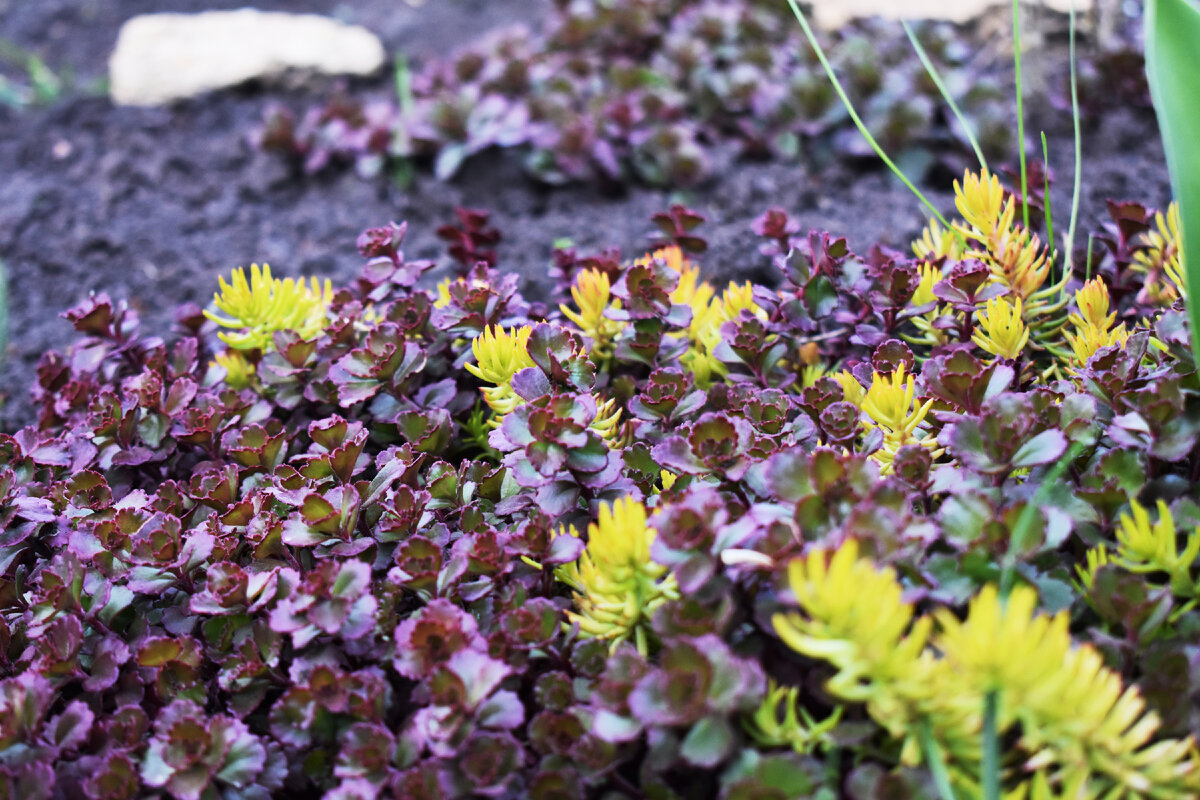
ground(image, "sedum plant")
xmin=2 ymin=188 xmax=1200 ymax=799
xmin=258 ymin=1 xmax=1035 ymax=188
xmin=204 ymin=263 xmax=334 ymax=389
xmin=774 ymin=540 xmax=1200 ymax=798
xmin=551 ymin=496 xmax=679 ymax=654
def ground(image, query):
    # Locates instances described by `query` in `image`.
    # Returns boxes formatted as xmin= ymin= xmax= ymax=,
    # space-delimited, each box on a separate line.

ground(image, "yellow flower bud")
xmin=973 ymin=296 xmax=1029 ymax=359
xmin=464 ymin=325 xmax=535 ymax=419
xmin=560 ymin=269 xmax=624 ymax=359
xmin=204 ymin=263 xmax=333 ymax=352
xmin=554 ymin=497 xmax=678 ymax=654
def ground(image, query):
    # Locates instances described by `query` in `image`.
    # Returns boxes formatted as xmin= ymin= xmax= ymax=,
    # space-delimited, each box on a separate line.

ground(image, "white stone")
xmin=808 ymin=0 xmax=1096 ymax=29
xmin=109 ymin=9 xmax=386 ymax=106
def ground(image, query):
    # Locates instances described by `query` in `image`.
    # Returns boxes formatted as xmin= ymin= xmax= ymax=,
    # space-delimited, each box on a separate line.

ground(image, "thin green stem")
xmin=784 ymin=0 xmax=953 ymax=231
xmin=998 ymin=442 xmax=1085 ymax=599
xmin=918 ymin=720 xmax=960 ymax=800
xmin=982 ymin=692 xmax=1001 ymax=800
xmin=1012 ymin=0 xmax=1030 ymax=231
xmin=1085 ymin=233 xmax=1095 ymax=283
xmin=1040 ymin=132 xmax=1054 ymax=252
xmin=903 ymin=21 xmax=988 ymax=172
xmin=395 ymin=54 xmax=414 ymax=116
xmin=1066 ymin=0 xmax=1083 ymax=274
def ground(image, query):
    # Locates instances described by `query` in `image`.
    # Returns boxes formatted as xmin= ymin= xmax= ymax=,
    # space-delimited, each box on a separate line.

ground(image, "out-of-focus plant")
xmin=1145 ymin=0 xmax=1200 ymax=367
xmin=0 ymin=37 xmax=65 ymax=108
xmin=774 ymin=541 xmax=1200 ymax=798
xmin=0 ymin=259 xmax=7 ymax=367
xmin=257 ymin=1 xmax=1036 ymax=189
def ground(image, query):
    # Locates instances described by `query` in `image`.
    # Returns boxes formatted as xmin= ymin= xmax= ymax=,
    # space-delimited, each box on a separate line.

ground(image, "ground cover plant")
xmin=2 ymin=1 xmax=1197 ymax=799
xmin=2 ymin=145 xmax=1200 ymax=797
xmin=255 ymin=0 xmax=1101 ymax=188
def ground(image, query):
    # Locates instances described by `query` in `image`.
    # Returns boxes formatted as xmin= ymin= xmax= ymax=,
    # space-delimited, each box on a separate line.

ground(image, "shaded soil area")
xmin=0 ymin=0 xmax=1171 ymax=430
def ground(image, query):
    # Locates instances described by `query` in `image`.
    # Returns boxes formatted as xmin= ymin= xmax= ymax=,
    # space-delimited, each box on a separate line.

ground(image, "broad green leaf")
xmin=1146 ymin=0 xmax=1200 ymax=366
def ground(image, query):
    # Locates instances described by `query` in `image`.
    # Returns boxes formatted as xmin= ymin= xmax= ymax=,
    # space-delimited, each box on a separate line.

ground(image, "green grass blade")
xmin=394 ymin=54 xmax=415 ymax=116
xmin=1145 ymin=0 xmax=1200 ymax=368
xmin=1066 ymin=0 xmax=1083 ymax=276
xmin=1040 ymin=132 xmax=1054 ymax=251
xmin=1085 ymin=233 xmax=1095 ymax=282
xmin=902 ymin=21 xmax=988 ymax=173
xmin=783 ymin=0 xmax=953 ymax=231
xmin=1012 ymin=0 xmax=1030 ymax=231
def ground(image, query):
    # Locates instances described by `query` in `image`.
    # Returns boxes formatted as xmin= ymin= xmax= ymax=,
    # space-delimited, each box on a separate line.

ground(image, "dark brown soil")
xmin=0 ymin=0 xmax=1171 ymax=430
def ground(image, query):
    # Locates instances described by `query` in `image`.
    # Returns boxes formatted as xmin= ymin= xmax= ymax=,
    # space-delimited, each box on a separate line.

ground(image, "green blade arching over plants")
xmin=902 ymin=20 xmax=988 ymax=173
xmin=783 ymin=0 xmax=953 ymax=231
xmin=1145 ymin=0 xmax=1200 ymax=367
xmin=1011 ymin=0 xmax=1030 ymax=230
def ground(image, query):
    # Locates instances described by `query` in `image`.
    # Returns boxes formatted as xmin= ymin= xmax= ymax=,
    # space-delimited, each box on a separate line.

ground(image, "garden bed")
xmin=1 ymin=2 xmax=1196 ymax=800
xmin=0 ymin=0 xmax=1170 ymax=429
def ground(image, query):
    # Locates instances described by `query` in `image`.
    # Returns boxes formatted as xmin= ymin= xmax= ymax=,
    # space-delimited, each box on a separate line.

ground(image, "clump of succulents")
xmin=259 ymin=0 xmax=1023 ymax=187
xmin=3 ymin=171 xmax=1200 ymax=798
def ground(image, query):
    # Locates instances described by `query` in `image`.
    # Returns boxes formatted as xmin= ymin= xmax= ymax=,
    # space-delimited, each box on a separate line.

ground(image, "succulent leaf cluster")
xmin=258 ymin=1 xmax=1025 ymax=188
xmin=3 ymin=183 xmax=1200 ymax=799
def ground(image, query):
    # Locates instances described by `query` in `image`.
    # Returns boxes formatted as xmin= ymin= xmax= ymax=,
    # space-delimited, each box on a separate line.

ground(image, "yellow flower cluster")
xmin=465 ymin=325 xmax=625 ymax=442
xmin=973 ymin=295 xmax=1030 ymax=360
xmin=205 ymin=263 xmax=334 ymax=387
xmin=206 ymin=264 xmax=333 ymax=352
xmin=553 ymin=497 xmax=679 ymax=654
xmin=908 ymin=170 xmax=1072 ymax=361
xmin=837 ymin=365 xmax=940 ymax=474
xmin=214 ymin=350 xmax=256 ymax=390
xmin=1078 ymin=498 xmax=1200 ymax=599
xmin=1064 ymin=278 xmax=1130 ymax=368
xmin=590 ymin=395 xmax=628 ymax=448
xmin=773 ymin=541 xmax=1200 ymax=798
xmin=557 ymin=245 xmax=775 ymax=388
xmin=465 ymin=325 xmax=536 ymax=419
xmin=913 ymin=217 xmax=965 ymax=263
xmin=903 ymin=257 xmax=951 ymax=348
xmin=954 ymin=170 xmax=1052 ymax=301
xmin=1132 ymin=202 xmax=1186 ymax=304
xmin=560 ymin=269 xmax=625 ymax=360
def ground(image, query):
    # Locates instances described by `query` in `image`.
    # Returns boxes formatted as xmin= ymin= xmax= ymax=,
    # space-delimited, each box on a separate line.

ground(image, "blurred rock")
xmin=109 ymin=9 xmax=385 ymax=106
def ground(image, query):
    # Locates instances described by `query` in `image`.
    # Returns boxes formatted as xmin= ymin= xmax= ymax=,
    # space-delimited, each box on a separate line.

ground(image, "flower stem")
xmin=918 ymin=720 xmax=959 ymax=800
xmin=982 ymin=691 xmax=1001 ymax=800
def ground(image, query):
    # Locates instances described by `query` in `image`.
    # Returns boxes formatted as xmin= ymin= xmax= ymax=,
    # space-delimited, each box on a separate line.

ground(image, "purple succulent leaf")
xmin=446 ymin=649 xmax=512 ymax=710
xmin=1010 ymin=429 xmax=1068 ymax=469
xmin=42 ymin=700 xmax=94 ymax=753
xmin=213 ymin=718 xmax=268 ymax=788
xmin=510 ymin=367 xmax=553 ymax=402
xmin=591 ymin=709 xmax=643 ymax=743
xmin=83 ymin=636 xmax=131 ymax=692
xmin=679 ymin=716 xmax=735 ymax=768
xmin=652 ymin=436 xmax=703 ymax=475
xmin=477 ymin=689 xmax=525 ymax=730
